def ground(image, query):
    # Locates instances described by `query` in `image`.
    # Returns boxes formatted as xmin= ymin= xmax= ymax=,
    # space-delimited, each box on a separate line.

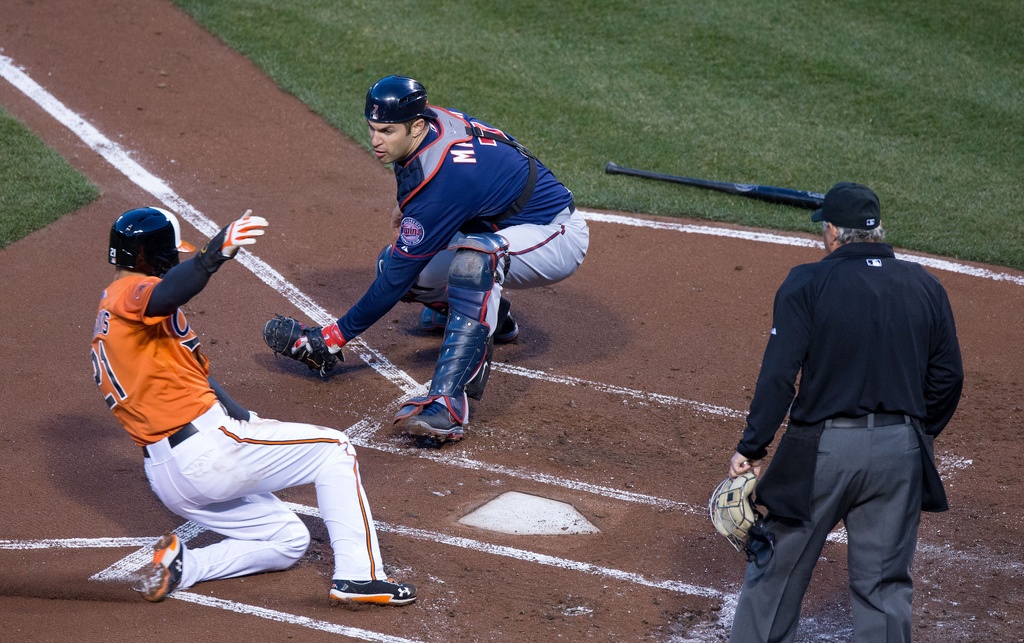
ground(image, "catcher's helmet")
xmin=364 ymin=75 xmax=436 ymax=123
xmin=108 ymin=207 xmax=194 ymax=277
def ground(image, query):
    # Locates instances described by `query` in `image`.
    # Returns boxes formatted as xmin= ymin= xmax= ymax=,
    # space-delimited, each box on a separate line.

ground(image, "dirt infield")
xmin=2 ymin=2 xmax=1023 ymax=641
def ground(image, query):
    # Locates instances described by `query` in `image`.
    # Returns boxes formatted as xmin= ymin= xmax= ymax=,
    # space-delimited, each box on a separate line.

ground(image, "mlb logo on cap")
xmin=811 ymin=182 xmax=881 ymax=230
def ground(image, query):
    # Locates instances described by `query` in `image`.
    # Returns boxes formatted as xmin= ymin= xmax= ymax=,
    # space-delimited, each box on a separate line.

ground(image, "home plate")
xmin=458 ymin=491 xmax=600 ymax=535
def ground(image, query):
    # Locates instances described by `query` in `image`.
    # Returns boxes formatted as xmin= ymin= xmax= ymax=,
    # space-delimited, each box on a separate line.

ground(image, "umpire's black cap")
xmin=811 ymin=182 xmax=881 ymax=230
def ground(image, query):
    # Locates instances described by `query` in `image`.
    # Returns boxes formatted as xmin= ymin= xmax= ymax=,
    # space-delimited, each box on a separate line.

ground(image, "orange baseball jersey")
xmin=91 ymin=273 xmax=217 ymax=446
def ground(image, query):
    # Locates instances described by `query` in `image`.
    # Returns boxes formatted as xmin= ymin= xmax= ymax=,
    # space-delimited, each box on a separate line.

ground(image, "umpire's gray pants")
xmin=729 ymin=422 xmax=922 ymax=643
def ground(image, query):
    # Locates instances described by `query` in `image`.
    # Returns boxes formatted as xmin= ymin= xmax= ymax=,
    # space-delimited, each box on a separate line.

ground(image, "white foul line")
xmin=346 ymin=418 xmax=698 ymax=513
xmin=171 ymin=592 xmax=423 ymax=643
xmin=495 ymin=363 xmax=746 ymax=418
xmin=581 ymin=214 xmax=1024 ymax=286
xmin=283 ymin=502 xmax=724 ymax=599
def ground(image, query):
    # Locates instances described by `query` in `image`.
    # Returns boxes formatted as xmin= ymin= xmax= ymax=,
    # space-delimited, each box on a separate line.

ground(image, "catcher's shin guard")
xmin=429 ymin=310 xmax=492 ymax=400
xmin=422 ymin=237 xmax=507 ymax=401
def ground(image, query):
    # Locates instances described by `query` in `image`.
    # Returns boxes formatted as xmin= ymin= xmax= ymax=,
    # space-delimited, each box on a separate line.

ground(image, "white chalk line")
xmin=583 ymin=212 xmax=1024 ymax=286
xmin=171 ymin=592 xmax=423 ymax=643
xmin=88 ymin=522 xmax=206 ymax=582
xmin=1 ymin=498 xmax=723 ymax=641
xmin=346 ymin=417 xmax=698 ymax=513
xmin=0 ymin=52 xmax=995 ymax=638
xmin=495 ymin=363 xmax=746 ymax=418
xmin=67 ymin=503 xmax=723 ymax=601
xmin=0 ymin=537 xmax=154 ymax=550
xmin=285 ymin=503 xmax=725 ymax=600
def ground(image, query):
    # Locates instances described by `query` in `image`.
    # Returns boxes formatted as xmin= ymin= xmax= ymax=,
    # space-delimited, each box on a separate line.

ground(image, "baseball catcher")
xmin=260 ymin=75 xmax=589 ymax=446
xmin=263 ymin=315 xmax=342 ymax=376
xmin=709 ymin=472 xmax=774 ymax=568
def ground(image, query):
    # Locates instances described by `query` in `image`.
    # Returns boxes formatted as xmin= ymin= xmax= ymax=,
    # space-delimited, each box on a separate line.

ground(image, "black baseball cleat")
xmin=493 ymin=310 xmax=519 ymax=344
xmin=494 ymin=296 xmax=519 ymax=344
xmin=329 ymin=578 xmax=418 ymax=606
xmin=395 ymin=401 xmax=465 ymax=442
xmin=139 ymin=533 xmax=184 ymax=602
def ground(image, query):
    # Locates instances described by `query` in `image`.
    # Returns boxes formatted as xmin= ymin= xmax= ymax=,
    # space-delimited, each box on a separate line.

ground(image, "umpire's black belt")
xmin=824 ymin=413 xmax=911 ymax=429
xmin=143 ymin=423 xmax=199 ymax=458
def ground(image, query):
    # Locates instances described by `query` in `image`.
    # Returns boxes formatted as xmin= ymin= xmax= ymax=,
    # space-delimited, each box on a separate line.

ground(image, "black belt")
xmin=143 ymin=423 xmax=199 ymax=458
xmin=825 ymin=413 xmax=910 ymax=429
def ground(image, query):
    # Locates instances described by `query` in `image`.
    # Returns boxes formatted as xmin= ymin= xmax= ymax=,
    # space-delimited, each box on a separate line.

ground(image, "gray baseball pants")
xmin=729 ymin=421 xmax=922 ymax=643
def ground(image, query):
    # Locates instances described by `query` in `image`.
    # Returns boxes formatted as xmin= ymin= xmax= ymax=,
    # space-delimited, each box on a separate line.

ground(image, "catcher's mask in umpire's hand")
xmin=709 ymin=472 xmax=775 ymax=567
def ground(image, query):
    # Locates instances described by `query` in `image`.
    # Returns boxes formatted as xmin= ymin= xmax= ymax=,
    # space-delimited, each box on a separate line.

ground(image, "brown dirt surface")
xmin=2 ymin=1 xmax=1023 ymax=641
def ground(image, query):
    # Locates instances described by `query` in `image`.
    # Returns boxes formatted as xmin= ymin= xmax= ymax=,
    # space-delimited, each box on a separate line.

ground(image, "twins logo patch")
xmin=399 ymin=217 xmax=425 ymax=246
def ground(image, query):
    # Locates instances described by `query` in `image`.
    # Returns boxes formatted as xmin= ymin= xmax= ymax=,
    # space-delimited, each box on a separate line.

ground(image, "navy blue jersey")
xmin=336 ymin=107 xmax=573 ymax=340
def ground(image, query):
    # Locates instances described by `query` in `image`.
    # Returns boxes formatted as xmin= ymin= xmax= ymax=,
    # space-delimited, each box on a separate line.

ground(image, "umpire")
xmin=726 ymin=182 xmax=964 ymax=642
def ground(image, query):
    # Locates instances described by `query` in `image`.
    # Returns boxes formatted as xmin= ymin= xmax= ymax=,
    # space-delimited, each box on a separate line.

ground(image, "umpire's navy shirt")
xmin=738 ymin=242 xmax=963 ymax=461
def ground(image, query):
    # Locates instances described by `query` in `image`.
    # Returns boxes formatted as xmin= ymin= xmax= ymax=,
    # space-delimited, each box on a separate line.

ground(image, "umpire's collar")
xmin=823 ymin=242 xmax=895 ymax=262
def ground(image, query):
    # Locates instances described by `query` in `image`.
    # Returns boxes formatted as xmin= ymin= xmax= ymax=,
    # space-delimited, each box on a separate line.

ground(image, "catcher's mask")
xmin=364 ymin=75 xmax=437 ymax=124
xmin=109 ymin=207 xmax=195 ymax=277
xmin=709 ymin=472 xmax=775 ymax=568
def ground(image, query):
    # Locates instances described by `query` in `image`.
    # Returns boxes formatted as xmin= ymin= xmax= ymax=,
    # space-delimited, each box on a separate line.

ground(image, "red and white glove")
xmin=220 ymin=210 xmax=268 ymax=258
xmin=293 ymin=322 xmax=346 ymax=356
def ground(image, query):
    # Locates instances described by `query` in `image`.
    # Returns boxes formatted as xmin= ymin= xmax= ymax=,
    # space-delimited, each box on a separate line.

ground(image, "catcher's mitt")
xmin=708 ymin=472 xmax=775 ymax=568
xmin=263 ymin=315 xmax=339 ymax=376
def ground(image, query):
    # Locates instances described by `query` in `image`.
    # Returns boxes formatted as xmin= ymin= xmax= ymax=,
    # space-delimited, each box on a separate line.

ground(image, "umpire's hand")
xmin=729 ymin=451 xmax=762 ymax=478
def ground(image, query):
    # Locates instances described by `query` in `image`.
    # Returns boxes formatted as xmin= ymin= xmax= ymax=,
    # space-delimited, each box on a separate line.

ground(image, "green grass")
xmin=46 ymin=0 xmax=1024 ymax=270
xmin=0 ymin=107 xmax=100 ymax=249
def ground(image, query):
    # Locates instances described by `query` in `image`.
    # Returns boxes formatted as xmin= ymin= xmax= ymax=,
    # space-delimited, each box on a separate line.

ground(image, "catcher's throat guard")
xmin=709 ymin=472 xmax=775 ymax=568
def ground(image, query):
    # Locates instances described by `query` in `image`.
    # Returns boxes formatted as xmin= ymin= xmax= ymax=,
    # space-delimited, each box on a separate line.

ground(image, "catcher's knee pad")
xmin=448 ymin=233 xmax=509 ymax=290
xmin=446 ymin=234 xmax=509 ymax=323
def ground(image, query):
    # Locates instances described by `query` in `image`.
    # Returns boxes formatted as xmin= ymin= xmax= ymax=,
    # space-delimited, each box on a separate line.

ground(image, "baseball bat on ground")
xmin=605 ymin=162 xmax=824 ymax=209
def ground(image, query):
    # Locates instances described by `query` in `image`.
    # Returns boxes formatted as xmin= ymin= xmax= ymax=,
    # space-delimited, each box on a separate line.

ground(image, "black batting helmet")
xmin=108 ymin=207 xmax=194 ymax=277
xmin=364 ymin=75 xmax=436 ymax=123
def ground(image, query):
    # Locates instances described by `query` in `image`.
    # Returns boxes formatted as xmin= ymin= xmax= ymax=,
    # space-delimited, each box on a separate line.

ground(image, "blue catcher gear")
xmin=109 ymin=207 xmax=194 ymax=277
xmin=364 ymin=75 xmax=436 ymax=124
xmin=394 ymin=233 xmax=509 ymax=442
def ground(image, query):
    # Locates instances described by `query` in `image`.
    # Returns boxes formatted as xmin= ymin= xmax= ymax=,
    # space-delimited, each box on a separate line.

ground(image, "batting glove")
xmin=220 ymin=210 xmax=268 ymax=258
xmin=196 ymin=210 xmax=268 ymax=273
